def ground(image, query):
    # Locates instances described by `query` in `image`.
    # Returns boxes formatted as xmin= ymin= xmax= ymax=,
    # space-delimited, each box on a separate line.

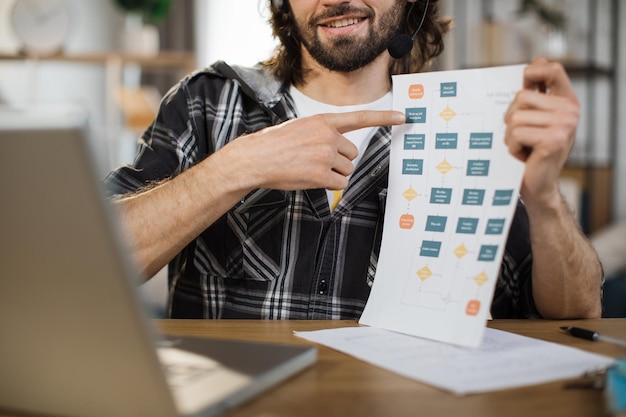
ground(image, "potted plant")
xmin=113 ymin=0 xmax=172 ymax=55
xmin=517 ymin=0 xmax=568 ymax=58
xmin=113 ymin=0 xmax=172 ymax=25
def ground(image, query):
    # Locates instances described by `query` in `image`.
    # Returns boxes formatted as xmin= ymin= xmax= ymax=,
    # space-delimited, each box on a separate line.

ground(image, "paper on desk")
xmin=294 ymin=326 xmax=615 ymax=395
xmin=360 ymin=65 xmax=527 ymax=348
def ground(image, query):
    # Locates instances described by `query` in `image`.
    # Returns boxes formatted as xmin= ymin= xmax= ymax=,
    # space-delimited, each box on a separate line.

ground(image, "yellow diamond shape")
xmin=437 ymin=160 xmax=452 ymax=175
xmin=439 ymin=107 xmax=457 ymax=122
xmin=454 ymin=244 xmax=468 ymax=259
xmin=474 ymin=272 xmax=489 ymax=287
xmin=416 ymin=266 xmax=432 ymax=282
xmin=402 ymin=187 xmax=419 ymax=202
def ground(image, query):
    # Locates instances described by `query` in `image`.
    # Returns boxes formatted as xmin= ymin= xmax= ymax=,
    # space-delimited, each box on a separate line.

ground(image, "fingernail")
xmin=392 ymin=112 xmax=406 ymax=124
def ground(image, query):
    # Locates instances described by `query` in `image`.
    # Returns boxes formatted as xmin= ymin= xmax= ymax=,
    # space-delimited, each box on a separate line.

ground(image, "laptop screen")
xmin=0 ymin=106 xmax=181 ymax=416
xmin=0 ymin=107 xmax=316 ymax=417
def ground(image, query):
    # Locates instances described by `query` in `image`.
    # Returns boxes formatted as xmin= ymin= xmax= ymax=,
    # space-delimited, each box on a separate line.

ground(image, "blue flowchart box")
xmin=493 ymin=189 xmax=514 ymax=206
xmin=426 ymin=216 xmax=448 ymax=232
xmin=435 ymin=133 xmax=458 ymax=149
xmin=467 ymin=160 xmax=490 ymax=176
xmin=440 ymin=82 xmax=457 ymax=97
xmin=420 ymin=241 xmax=442 ymax=258
xmin=462 ymin=189 xmax=486 ymax=205
xmin=404 ymin=134 xmax=426 ymax=150
xmin=406 ymin=107 xmax=427 ymax=123
xmin=430 ymin=188 xmax=453 ymax=204
xmin=456 ymin=218 xmax=479 ymax=234
xmin=485 ymin=219 xmax=506 ymax=235
xmin=402 ymin=159 xmax=424 ymax=175
xmin=478 ymin=245 xmax=498 ymax=262
xmin=469 ymin=133 xmax=493 ymax=149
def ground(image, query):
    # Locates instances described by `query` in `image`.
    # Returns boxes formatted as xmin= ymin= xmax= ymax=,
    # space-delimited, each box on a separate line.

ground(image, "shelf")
xmin=562 ymin=61 xmax=614 ymax=78
xmin=0 ymin=51 xmax=196 ymax=74
xmin=462 ymin=60 xmax=614 ymax=78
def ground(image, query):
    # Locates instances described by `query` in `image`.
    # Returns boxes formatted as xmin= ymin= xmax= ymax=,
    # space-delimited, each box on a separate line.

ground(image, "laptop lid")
xmin=0 ymin=107 xmax=316 ymax=417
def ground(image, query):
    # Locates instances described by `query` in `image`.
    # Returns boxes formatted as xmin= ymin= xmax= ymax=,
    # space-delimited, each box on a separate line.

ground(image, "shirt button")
xmin=370 ymin=165 xmax=383 ymax=177
xmin=319 ymin=280 xmax=328 ymax=294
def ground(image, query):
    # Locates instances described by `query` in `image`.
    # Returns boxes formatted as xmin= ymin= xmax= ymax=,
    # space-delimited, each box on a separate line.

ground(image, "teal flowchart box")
xmin=457 ymin=218 xmax=479 ymax=234
xmin=426 ymin=216 xmax=448 ymax=232
xmin=462 ymin=189 xmax=486 ymax=206
xmin=435 ymin=133 xmax=458 ymax=149
xmin=430 ymin=188 xmax=453 ymax=204
xmin=406 ymin=107 xmax=427 ymax=123
xmin=404 ymin=134 xmax=426 ymax=150
xmin=493 ymin=190 xmax=514 ymax=206
xmin=485 ymin=219 xmax=506 ymax=235
xmin=478 ymin=245 xmax=498 ymax=262
xmin=402 ymin=159 xmax=424 ymax=175
xmin=469 ymin=133 xmax=493 ymax=149
xmin=440 ymin=82 xmax=457 ymax=97
xmin=420 ymin=241 xmax=442 ymax=257
xmin=467 ymin=160 xmax=490 ymax=176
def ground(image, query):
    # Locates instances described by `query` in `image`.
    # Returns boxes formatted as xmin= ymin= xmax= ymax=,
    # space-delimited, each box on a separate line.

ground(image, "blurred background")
xmin=0 ymin=0 xmax=624 ymax=316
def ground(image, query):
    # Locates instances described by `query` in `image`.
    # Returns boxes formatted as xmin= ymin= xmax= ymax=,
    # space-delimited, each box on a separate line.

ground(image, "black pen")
xmin=560 ymin=326 xmax=626 ymax=348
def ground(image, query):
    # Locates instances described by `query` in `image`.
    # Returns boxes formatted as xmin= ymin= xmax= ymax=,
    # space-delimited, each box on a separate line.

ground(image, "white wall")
xmin=194 ymin=0 xmax=278 ymax=68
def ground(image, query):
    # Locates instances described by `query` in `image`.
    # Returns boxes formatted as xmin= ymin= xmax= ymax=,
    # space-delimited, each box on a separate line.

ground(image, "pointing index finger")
xmin=332 ymin=110 xmax=406 ymax=134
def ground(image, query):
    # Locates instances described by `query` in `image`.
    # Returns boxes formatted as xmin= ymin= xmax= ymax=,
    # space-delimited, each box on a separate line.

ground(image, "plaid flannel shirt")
xmin=104 ymin=62 xmax=540 ymax=319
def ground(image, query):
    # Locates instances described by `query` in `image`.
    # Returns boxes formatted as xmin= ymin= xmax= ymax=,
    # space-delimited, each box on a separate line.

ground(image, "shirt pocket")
xmin=194 ymin=189 xmax=288 ymax=282
xmin=227 ymin=189 xmax=289 ymax=281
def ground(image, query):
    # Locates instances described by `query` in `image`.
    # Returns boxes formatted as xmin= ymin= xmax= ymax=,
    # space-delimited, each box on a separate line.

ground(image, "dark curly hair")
xmin=261 ymin=0 xmax=452 ymax=85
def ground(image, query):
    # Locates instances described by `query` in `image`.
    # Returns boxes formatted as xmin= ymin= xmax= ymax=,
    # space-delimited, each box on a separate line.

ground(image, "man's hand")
xmin=504 ymin=57 xmax=580 ymax=208
xmin=503 ymin=57 xmax=602 ymax=319
xmin=221 ymin=110 xmax=406 ymax=192
xmin=115 ymin=109 xmax=404 ymax=279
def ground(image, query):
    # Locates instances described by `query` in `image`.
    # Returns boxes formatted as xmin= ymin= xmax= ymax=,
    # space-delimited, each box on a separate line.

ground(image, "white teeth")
xmin=327 ymin=18 xmax=360 ymax=28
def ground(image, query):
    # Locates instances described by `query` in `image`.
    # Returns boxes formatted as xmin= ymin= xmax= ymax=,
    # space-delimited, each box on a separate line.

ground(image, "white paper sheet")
xmin=360 ymin=65 xmax=527 ymax=347
xmin=294 ymin=326 xmax=615 ymax=395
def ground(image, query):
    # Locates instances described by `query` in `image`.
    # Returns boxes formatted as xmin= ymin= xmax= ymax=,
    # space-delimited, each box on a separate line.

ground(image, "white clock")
xmin=10 ymin=0 xmax=72 ymax=56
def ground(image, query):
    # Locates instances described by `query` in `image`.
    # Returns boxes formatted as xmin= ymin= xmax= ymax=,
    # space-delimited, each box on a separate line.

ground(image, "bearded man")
xmin=104 ymin=0 xmax=602 ymax=320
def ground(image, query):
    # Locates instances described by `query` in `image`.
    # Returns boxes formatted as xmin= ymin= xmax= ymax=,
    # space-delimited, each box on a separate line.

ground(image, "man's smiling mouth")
xmin=324 ymin=18 xmax=365 ymax=28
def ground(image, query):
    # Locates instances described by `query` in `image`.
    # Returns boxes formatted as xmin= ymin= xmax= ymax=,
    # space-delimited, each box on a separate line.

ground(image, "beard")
xmin=297 ymin=2 xmax=404 ymax=72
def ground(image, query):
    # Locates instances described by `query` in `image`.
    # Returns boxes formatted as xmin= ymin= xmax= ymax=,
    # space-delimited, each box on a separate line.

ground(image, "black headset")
xmin=388 ymin=0 xmax=430 ymax=59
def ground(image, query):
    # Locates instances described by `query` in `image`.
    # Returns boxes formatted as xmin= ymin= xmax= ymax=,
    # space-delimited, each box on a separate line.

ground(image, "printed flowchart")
xmin=360 ymin=65 xmax=526 ymax=348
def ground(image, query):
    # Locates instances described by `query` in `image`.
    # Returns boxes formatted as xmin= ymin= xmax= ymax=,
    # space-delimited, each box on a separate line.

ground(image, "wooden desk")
xmin=1 ymin=320 xmax=622 ymax=417
xmin=157 ymin=319 xmax=626 ymax=417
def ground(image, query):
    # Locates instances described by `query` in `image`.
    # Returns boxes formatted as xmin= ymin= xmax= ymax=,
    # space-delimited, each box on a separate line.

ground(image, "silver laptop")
xmin=0 ymin=106 xmax=317 ymax=417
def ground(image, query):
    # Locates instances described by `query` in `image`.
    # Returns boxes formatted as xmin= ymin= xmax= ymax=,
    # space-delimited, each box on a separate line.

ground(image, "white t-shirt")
xmin=289 ymin=85 xmax=392 ymax=208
